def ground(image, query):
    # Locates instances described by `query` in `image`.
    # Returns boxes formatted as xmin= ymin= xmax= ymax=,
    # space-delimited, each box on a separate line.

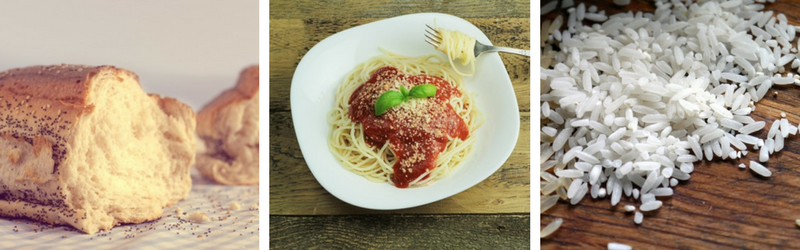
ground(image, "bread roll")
xmin=0 ymin=65 xmax=195 ymax=234
xmin=196 ymin=65 xmax=258 ymax=185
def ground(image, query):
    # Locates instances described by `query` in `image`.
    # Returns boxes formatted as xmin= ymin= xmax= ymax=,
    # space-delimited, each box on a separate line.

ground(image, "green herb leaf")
xmin=374 ymin=84 xmax=439 ymax=116
xmin=409 ymin=84 xmax=437 ymax=98
xmin=374 ymin=90 xmax=404 ymax=116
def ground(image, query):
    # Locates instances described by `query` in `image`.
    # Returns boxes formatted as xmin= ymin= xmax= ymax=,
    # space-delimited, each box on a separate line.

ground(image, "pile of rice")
xmin=540 ymin=0 xmax=800 ymax=244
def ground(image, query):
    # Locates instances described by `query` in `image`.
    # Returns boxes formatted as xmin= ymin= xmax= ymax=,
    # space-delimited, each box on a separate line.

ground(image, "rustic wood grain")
xmin=270 ymin=0 xmax=530 ymax=218
xmin=270 ymin=214 xmax=531 ymax=249
xmin=270 ymin=0 xmax=531 ymax=19
xmin=270 ymin=111 xmax=530 ymax=215
xmin=269 ymin=18 xmax=530 ymax=111
xmin=270 ymin=2 xmax=531 ymax=249
xmin=541 ymin=0 xmax=800 ymax=249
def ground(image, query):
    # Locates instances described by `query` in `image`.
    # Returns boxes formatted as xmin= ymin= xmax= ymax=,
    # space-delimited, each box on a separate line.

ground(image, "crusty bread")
xmin=196 ymin=65 xmax=258 ymax=185
xmin=0 ymin=64 xmax=195 ymax=234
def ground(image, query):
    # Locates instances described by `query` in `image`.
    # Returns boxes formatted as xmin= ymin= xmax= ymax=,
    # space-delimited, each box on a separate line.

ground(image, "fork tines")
xmin=425 ymin=24 xmax=442 ymax=48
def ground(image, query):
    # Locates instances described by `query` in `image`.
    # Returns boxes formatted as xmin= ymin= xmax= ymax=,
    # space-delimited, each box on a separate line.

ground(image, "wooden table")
xmin=541 ymin=1 xmax=800 ymax=249
xmin=269 ymin=0 xmax=531 ymax=248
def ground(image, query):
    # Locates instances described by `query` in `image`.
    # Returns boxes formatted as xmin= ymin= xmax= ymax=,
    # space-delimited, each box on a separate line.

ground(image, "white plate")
xmin=290 ymin=13 xmax=520 ymax=210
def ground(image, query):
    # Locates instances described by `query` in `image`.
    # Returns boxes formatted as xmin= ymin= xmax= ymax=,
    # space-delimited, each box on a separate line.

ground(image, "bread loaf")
xmin=0 ymin=64 xmax=195 ymax=234
xmin=196 ymin=65 xmax=258 ymax=185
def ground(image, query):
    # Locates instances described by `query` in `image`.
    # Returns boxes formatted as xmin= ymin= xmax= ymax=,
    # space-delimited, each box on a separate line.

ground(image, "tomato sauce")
xmin=348 ymin=66 xmax=469 ymax=188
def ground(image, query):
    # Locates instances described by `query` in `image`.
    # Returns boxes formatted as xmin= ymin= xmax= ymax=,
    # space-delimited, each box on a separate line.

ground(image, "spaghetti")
xmin=434 ymin=27 xmax=477 ymax=76
xmin=328 ymin=50 xmax=482 ymax=188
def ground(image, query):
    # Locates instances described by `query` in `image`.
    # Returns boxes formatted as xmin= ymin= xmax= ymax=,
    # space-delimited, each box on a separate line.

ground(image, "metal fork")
xmin=425 ymin=24 xmax=530 ymax=58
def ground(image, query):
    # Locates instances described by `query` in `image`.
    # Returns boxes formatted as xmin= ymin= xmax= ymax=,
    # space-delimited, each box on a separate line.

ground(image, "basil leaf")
xmin=374 ymin=84 xmax=437 ymax=116
xmin=409 ymin=84 xmax=437 ymax=98
xmin=374 ymin=90 xmax=404 ymax=116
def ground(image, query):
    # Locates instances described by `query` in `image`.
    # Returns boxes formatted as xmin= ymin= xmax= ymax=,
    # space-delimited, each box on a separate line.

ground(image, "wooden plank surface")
xmin=540 ymin=0 xmax=800 ymax=249
xmin=269 ymin=0 xmax=531 ymax=19
xmin=270 ymin=0 xmax=531 ymax=248
xmin=269 ymin=0 xmax=531 ymax=215
xmin=270 ymin=214 xmax=531 ymax=249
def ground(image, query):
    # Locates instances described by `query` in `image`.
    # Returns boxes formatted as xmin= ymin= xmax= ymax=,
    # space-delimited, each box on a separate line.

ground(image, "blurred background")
xmin=0 ymin=0 xmax=258 ymax=111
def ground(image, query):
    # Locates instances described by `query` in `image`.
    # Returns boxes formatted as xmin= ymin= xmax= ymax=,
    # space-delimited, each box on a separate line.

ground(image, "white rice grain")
xmin=641 ymin=169 xmax=659 ymax=194
xmin=781 ymin=118 xmax=792 ymax=138
xmin=585 ymin=13 xmax=608 ymax=22
xmin=543 ymin=126 xmax=558 ymax=137
xmin=608 ymin=242 xmax=633 ymax=250
xmin=768 ymin=120 xmax=781 ymax=139
xmin=570 ymin=183 xmax=589 ymax=205
xmin=542 ymin=195 xmax=559 ymax=213
xmin=556 ymin=169 xmax=584 ymax=178
xmin=721 ymin=72 xmax=748 ymax=82
xmin=651 ymin=187 xmax=674 ymax=196
xmin=541 ymin=218 xmax=563 ymax=238
xmin=773 ymin=76 xmax=794 ymax=85
xmin=700 ymin=129 xmax=725 ymax=144
xmin=749 ymin=161 xmax=772 ymax=177
xmin=567 ymin=178 xmax=584 ymax=199
xmin=736 ymin=134 xmax=761 ymax=145
xmin=634 ymin=211 xmax=643 ymax=224
xmin=562 ymin=146 xmax=584 ymax=164
xmin=640 ymin=193 xmax=656 ymax=204
xmin=541 ymin=1 xmax=558 ymax=15
xmin=611 ymin=181 xmax=622 ymax=206
xmin=624 ymin=205 xmax=636 ymax=212
xmin=576 ymin=150 xmax=601 ymax=164
xmin=775 ymin=132 xmax=784 ymax=152
xmin=634 ymin=161 xmax=661 ymax=171
xmin=738 ymin=121 xmax=766 ymax=134
xmin=576 ymin=3 xmax=585 ymax=21
xmin=552 ymin=127 xmax=573 ymax=151
xmin=639 ymin=200 xmax=664 ymax=212
xmin=662 ymin=167 xmax=674 ymax=178
xmin=590 ymin=165 xmax=603 ymax=184
xmin=542 ymin=101 xmax=552 ymax=118
xmin=543 ymin=180 xmax=560 ymax=195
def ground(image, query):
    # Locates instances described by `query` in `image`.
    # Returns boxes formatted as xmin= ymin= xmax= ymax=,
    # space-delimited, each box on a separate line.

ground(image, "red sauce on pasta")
xmin=348 ymin=66 xmax=469 ymax=188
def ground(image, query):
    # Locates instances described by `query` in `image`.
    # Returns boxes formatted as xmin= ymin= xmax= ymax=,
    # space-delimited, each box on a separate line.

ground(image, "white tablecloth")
xmin=0 ymin=169 xmax=260 ymax=250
